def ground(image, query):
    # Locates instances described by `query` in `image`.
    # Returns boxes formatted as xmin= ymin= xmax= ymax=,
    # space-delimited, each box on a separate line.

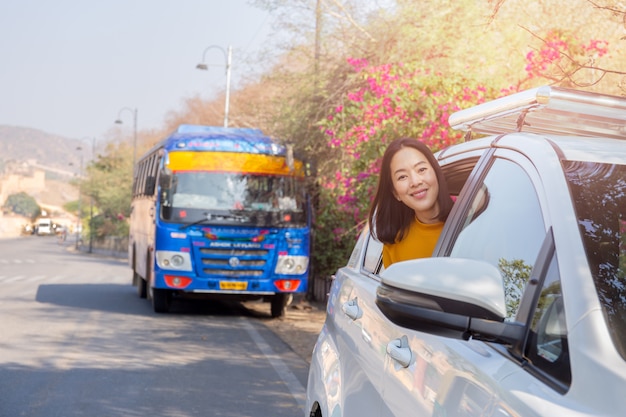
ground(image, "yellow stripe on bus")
xmin=166 ymin=151 xmax=304 ymax=176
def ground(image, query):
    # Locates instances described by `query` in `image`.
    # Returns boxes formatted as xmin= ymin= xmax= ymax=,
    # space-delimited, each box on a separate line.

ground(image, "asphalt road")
xmin=0 ymin=235 xmax=316 ymax=417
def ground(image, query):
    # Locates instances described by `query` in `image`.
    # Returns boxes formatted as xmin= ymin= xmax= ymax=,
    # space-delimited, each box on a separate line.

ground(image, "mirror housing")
xmin=376 ymin=258 xmax=525 ymax=345
xmin=159 ymin=167 xmax=172 ymax=190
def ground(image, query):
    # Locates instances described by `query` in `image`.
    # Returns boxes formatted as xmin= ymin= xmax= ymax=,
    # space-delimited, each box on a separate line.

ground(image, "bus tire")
xmin=136 ymin=249 xmax=149 ymax=299
xmin=270 ymin=293 xmax=292 ymax=318
xmin=136 ymin=273 xmax=147 ymax=299
xmin=152 ymin=288 xmax=171 ymax=313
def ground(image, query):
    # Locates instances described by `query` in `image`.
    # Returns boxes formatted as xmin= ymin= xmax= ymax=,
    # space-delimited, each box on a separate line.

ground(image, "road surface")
xmin=0 ymin=235 xmax=316 ymax=417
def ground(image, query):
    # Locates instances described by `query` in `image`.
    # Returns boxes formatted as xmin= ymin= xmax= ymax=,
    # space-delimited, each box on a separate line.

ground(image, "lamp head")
xmin=196 ymin=63 xmax=208 ymax=70
xmin=115 ymin=119 xmax=123 ymax=124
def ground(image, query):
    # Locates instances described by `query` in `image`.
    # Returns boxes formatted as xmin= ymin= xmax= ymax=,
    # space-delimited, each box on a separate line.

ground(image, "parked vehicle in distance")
xmin=36 ymin=218 xmax=53 ymax=236
xmin=22 ymin=223 xmax=35 ymax=235
xmin=129 ymin=125 xmax=312 ymax=316
xmin=306 ymin=86 xmax=626 ymax=417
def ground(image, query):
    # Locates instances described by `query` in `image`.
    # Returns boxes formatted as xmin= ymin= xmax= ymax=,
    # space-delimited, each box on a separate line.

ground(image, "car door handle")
xmin=386 ymin=335 xmax=413 ymax=368
xmin=341 ymin=298 xmax=363 ymax=321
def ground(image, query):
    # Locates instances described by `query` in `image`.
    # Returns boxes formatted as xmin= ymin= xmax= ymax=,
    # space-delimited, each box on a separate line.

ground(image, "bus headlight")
xmin=275 ymin=255 xmax=308 ymax=275
xmin=170 ymin=255 xmax=184 ymax=267
xmin=156 ymin=251 xmax=193 ymax=271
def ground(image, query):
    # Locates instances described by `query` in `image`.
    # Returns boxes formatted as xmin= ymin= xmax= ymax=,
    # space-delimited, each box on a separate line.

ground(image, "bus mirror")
xmin=159 ymin=168 xmax=172 ymax=189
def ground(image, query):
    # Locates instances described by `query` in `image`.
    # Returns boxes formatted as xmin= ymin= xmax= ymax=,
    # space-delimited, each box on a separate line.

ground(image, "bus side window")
xmin=139 ymin=159 xmax=150 ymax=196
xmin=137 ymin=160 xmax=147 ymax=197
xmin=145 ymin=155 xmax=160 ymax=196
xmin=132 ymin=162 xmax=141 ymax=197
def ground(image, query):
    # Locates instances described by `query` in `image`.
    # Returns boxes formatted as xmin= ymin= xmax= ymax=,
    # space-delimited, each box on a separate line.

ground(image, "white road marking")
xmin=240 ymin=318 xmax=306 ymax=412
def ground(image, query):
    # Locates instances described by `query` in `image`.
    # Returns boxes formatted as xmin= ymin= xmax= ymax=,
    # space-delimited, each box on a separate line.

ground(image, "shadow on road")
xmin=34 ymin=282 xmax=258 ymax=317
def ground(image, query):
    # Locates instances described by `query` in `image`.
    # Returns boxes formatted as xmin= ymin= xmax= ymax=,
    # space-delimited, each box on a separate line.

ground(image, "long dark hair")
xmin=368 ymin=137 xmax=454 ymax=245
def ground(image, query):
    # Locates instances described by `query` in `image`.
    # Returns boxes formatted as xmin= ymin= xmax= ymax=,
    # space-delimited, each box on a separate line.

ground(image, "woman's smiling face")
xmin=390 ymin=146 xmax=440 ymax=223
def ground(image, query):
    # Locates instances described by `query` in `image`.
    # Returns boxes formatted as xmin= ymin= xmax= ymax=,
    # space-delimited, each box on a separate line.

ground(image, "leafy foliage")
xmin=79 ymin=140 xmax=132 ymax=240
xmin=499 ymin=258 xmax=533 ymax=318
xmin=3 ymin=192 xmax=41 ymax=220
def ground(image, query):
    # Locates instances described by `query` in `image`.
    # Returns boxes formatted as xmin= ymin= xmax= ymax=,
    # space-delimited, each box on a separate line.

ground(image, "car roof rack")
xmin=449 ymin=86 xmax=626 ymax=140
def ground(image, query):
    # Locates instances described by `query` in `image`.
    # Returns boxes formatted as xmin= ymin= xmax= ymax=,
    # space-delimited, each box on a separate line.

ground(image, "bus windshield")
xmin=160 ymin=171 xmax=308 ymax=227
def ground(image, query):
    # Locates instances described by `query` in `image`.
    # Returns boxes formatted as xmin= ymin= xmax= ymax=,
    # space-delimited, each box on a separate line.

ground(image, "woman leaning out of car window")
xmin=368 ymin=137 xmax=455 ymax=268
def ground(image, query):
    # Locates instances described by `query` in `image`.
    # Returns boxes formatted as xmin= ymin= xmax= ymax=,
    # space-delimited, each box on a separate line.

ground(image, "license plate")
xmin=219 ymin=281 xmax=248 ymax=291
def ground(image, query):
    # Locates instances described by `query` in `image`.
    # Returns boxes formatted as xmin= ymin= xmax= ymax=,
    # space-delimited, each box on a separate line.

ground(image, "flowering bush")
xmin=524 ymin=30 xmax=609 ymax=83
xmin=310 ymin=31 xmax=610 ymax=279
xmin=317 ymin=59 xmax=506 ymax=236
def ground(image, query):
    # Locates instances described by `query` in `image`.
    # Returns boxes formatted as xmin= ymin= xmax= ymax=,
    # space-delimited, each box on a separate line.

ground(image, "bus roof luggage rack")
xmin=449 ymin=86 xmax=626 ymax=140
xmin=176 ymin=124 xmax=263 ymax=136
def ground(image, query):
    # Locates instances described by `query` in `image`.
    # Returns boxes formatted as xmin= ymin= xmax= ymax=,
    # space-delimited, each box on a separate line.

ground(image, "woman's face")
xmin=390 ymin=146 xmax=440 ymax=223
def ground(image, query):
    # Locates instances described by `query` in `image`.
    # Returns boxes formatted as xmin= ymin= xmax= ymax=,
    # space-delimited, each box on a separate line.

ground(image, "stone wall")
xmin=0 ymin=169 xmax=46 ymax=206
xmin=78 ymin=235 xmax=129 ymax=259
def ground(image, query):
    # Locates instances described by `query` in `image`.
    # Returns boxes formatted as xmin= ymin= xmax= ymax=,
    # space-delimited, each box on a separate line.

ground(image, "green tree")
xmin=498 ymin=258 xmax=533 ymax=318
xmin=3 ymin=192 xmax=41 ymax=220
xmin=80 ymin=140 xmax=133 ymax=239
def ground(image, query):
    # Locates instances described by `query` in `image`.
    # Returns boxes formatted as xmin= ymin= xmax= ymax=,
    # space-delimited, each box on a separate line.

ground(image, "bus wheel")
xmin=136 ymin=273 xmax=147 ymax=299
xmin=152 ymin=288 xmax=171 ymax=313
xmin=270 ymin=293 xmax=293 ymax=318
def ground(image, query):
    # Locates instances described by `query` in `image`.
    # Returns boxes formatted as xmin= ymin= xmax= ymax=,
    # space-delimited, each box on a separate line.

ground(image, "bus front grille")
xmin=202 ymin=269 xmax=264 ymax=277
xmin=198 ymin=247 xmax=269 ymax=278
xmin=199 ymin=248 xmax=268 ymax=256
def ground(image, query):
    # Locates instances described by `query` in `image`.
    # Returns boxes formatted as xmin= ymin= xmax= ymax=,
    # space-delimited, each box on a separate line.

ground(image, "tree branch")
xmin=521 ymin=25 xmax=625 ymax=87
xmin=322 ymin=0 xmax=377 ymax=42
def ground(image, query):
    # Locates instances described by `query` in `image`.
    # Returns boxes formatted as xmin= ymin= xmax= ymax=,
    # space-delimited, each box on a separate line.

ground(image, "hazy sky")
xmin=0 ymin=0 xmax=278 ymax=140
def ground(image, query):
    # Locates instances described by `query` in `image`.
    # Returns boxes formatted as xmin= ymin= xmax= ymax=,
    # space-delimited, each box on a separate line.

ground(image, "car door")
xmin=380 ymin=148 xmax=573 ymax=416
xmin=331 ymin=230 xmax=395 ymax=416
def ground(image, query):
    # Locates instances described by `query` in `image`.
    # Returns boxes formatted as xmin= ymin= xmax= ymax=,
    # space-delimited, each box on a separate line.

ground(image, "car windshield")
xmin=564 ymin=161 xmax=626 ymax=359
xmin=160 ymin=171 xmax=308 ymax=227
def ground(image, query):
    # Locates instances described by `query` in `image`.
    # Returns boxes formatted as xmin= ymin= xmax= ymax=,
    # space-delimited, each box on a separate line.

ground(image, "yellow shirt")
xmin=382 ymin=219 xmax=444 ymax=268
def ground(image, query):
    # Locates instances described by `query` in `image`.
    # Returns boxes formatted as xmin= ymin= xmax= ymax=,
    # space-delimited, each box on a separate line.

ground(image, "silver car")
xmin=306 ymin=86 xmax=626 ymax=417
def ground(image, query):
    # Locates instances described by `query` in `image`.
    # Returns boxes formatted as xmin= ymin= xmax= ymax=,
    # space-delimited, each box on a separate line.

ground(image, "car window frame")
xmin=438 ymin=147 xmax=553 ymax=289
xmin=435 ymin=147 xmax=498 ymax=256
xmin=361 ymin=234 xmax=384 ymax=277
xmin=437 ymin=146 xmax=573 ymax=392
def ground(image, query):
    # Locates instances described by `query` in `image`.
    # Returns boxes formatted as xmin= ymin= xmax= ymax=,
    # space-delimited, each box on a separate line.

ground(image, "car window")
xmin=526 ymin=254 xmax=571 ymax=388
xmin=363 ymin=236 xmax=383 ymax=275
xmin=448 ymin=158 xmax=546 ymax=319
xmin=347 ymin=229 xmax=368 ymax=269
xmin=564 ymin=161 xmax=626 ymax=360
xmin=441 ymin=156 xmax=481 ymax=196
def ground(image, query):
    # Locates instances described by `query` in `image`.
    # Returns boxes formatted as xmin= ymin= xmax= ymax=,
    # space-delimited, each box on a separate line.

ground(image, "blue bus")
xmin=129 ymin=125 xmax=311 ymax=317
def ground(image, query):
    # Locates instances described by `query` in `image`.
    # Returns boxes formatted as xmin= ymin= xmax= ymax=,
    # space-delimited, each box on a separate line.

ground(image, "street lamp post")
xmin=196 ymin=45 xmax=232 ymax=128
xmin=114 ymin=107 xmax=138 ymax=170
xmin=75 ymin=146 xmax=84 ymax=249
xmin=87 ymin=137 xmax=96 ymax=254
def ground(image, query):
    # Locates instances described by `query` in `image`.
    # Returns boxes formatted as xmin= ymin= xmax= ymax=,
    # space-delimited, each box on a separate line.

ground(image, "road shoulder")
xmin=243 ymin=299 xmax=326 ymax=364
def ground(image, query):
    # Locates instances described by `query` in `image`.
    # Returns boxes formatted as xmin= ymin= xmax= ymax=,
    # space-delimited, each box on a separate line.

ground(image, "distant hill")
xmin=0 ymin=125 xmax=91 ymax=177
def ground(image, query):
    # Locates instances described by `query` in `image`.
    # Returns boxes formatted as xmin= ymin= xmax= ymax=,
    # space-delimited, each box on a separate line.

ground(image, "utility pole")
xmin=314 ymin=0 xmax=322 ymax=92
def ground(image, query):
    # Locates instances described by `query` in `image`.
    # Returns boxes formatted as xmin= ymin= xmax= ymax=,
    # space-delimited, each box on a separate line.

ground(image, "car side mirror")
xmin=375 ymin=258 xmax=525 ymax=345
